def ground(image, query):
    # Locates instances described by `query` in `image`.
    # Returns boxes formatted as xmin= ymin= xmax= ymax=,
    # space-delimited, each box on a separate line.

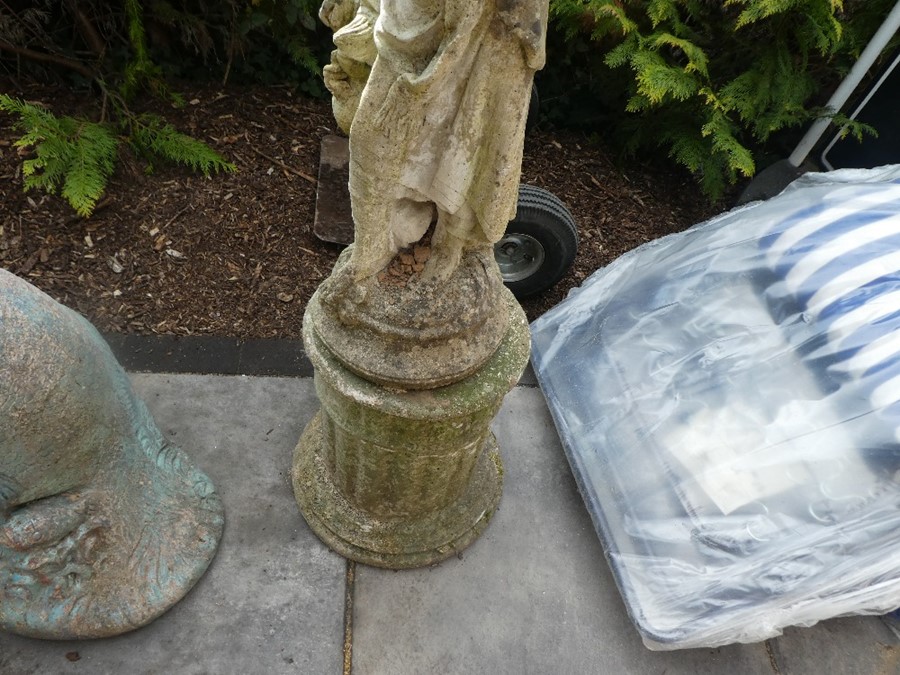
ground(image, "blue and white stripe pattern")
xmin=761 ymin=180 xmax=900 ymax=435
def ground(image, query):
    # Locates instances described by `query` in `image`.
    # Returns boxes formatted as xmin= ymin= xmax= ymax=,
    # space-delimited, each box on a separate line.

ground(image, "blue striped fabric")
xmin=761 ymin=181 xmax=900 ymax=434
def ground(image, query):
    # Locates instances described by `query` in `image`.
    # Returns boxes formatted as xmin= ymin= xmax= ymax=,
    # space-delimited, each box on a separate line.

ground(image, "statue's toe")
xmin=0 ymin=494 xmax=87 ymax=551
xmin=421 ymin=246 xmax=463 ymax=282
xmin=0 ymin=473 xmax=20 ymax=518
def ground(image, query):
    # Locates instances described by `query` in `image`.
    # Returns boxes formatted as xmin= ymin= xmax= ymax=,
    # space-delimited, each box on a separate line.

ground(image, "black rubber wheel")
xmin=495 ymin=185 xmax=578 ymax=299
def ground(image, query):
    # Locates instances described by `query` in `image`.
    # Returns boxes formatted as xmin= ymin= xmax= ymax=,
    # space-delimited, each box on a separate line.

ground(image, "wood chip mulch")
xmin=0 ymin=77 xmax=723 ymax=339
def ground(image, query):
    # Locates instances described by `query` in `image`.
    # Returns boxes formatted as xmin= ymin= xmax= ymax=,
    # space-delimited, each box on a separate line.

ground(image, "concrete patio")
xmin=2 ymin=338 xmax=899 ymax=674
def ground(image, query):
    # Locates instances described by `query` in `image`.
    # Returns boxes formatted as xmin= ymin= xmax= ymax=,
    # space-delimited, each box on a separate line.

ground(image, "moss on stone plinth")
xmin=294 ymin=413 xmax=503 ymax=569
xmin=292 ymin=289 xmax=530 ymax=568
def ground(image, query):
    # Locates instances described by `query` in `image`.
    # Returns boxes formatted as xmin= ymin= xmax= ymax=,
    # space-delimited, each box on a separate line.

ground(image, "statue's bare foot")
xmin=322 ymin=263 xmax=369 ymax=305
xmin=421 ymin=241 xmax=464 ymax=282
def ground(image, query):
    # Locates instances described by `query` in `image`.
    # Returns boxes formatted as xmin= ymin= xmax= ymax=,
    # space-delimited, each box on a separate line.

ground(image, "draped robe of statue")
xmin=347 ymin=0 xmax=547 ymax=281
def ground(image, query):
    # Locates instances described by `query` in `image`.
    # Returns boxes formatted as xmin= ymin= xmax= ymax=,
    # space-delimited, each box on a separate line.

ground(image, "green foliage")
xmin=0 ymin=96 xmax=234 ymax=217
xmin=0 ymin=1 xmax=332 ymax=95
xmin=143 ymin=0 xmax=331 ymax=93
xmin=234 ymin=0 xmax=331 ymax=95
xmin=544 ymin=0 xmax=895 ymax=198
xmin=0 ymin=2 xmax=238 ymax=217
xmin=241 ymin=0 xmax=323 ymax=73
xmin=128 ymin=113 xmax=236 ymax=175
xmin=122 ymin=0 xmax=174 ymax=101
xmin=0 ymin=96 xmax=117 ymax=217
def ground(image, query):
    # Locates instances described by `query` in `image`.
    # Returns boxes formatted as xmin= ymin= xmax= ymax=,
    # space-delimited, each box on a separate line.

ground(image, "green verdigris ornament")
xmin=0 ymin=269 xmax=224 ymax=639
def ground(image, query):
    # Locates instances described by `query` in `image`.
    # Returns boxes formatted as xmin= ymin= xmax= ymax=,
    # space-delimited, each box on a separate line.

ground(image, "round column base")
xmin=293 ymin=413 xmax=503 ymax=569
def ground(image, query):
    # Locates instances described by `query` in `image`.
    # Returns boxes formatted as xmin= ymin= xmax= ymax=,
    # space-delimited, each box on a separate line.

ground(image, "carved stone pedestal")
xmin=292 ymin=251 xmax=529 ymax=568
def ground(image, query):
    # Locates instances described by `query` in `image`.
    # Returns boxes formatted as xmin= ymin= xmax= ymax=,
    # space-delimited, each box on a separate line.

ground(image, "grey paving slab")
xmin=1 ymin=374 xmax=345 ymax=675
xmin=352 ymin=387 xmax=898 ymax=675
xmin=3 ymin=371 xmax=897 ymax=675
xmin=769 ymin=618 xmax=900 ymax=675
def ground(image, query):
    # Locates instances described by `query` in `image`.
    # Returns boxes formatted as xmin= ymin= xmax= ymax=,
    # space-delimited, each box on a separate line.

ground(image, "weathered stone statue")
xmin=0 ymin=269 xmax=224 ymax=639
xmin=325 ymin=0 xmax=547 ymax=282
xmin=320 ymin=0 xmax=378 ymax=135
xmin=293 ymin=0 xmax=545 ymax=568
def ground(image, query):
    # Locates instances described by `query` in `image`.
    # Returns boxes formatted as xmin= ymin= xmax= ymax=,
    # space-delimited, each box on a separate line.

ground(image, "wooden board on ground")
xmin=314 ymin=135 xmax=354 ymax=245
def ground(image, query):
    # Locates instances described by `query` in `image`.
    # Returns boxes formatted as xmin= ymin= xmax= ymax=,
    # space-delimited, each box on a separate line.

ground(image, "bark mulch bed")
xmin=0 ymin=77 xmax=722 ymax=339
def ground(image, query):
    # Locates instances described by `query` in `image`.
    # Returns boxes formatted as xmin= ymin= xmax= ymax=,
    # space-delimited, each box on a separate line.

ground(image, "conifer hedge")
xmin=2 ymin=1 xmax=898 ymax=209
xmin=544 ymin=0 xmax=897 ymax=197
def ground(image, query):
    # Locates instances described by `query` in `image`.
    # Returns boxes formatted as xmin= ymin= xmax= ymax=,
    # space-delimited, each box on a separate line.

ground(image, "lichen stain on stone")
xmin=293 ymin=292 xmax=527 ymax=568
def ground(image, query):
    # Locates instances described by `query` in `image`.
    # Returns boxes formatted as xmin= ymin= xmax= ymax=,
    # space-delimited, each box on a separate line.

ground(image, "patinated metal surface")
xmin=0 ymin=269 xmax=224 ymax=639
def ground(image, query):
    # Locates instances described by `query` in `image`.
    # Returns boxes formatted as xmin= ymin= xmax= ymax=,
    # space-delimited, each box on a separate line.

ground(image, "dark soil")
xmin=0 ymin=77 xmax=722 ymax=338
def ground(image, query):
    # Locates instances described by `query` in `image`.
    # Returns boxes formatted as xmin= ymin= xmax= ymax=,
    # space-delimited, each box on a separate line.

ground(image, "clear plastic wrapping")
xmin=530 ymin=166 xmax=900 ymax=650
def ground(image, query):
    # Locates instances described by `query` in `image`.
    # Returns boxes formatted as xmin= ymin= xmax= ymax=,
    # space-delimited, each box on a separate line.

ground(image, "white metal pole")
xmin=788 ymin=0 xmax=900 ymax=167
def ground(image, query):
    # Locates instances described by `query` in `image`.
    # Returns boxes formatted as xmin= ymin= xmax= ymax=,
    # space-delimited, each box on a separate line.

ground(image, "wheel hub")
xmin=494 ymin=233 xmax=546 ymax=282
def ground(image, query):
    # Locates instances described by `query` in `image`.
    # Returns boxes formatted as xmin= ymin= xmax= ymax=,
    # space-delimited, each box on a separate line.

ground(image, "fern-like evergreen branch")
xmin=0 ymin=95 xmax=118 ymax=217
xmin=1 ymin=95 xmax=235 ymax=217
xmin=554 ymin=0 xmax=875 ymax=198
xmin=130 ymin=113 xmax=237 ymax=175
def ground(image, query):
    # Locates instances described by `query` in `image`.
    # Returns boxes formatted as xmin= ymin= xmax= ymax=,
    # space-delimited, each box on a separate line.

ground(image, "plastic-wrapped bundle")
xmin=762 ymin=185 xmax=900 ymax=438
xmin=531 ymin=165 xmax=900 ymax=650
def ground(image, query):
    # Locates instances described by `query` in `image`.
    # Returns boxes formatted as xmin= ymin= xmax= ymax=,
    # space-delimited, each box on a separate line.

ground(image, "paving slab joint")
xmin=343 ymin=560 xmax=355 ymax=675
